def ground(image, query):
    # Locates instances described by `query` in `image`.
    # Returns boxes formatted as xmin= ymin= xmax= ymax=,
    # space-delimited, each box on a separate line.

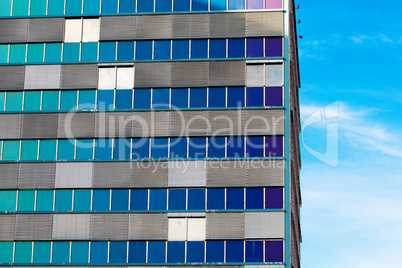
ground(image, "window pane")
xmin=169 ymin=138 xmax=187 ymax=158
xmin=113 ymin=138 xmax=131 ymax=160
xmin=210 ymin=0 xmax=227 ymax=10
xmin=169 ymin=189 xmax=186 ymax=210
xmin=266 ymin=0 xmax=282 ymax=9
xmin=246 ymin=241 xmax=263 ymax=262
xmin=190 ymin=87 xmax=207 ymax=108
xmin=92 ymin=189 xmax=110 ymax=211
xmin=76 ymin=139 xmax=94 ymax=160
xmin=117 ymin=41 xmax=134 ymax=60
xmin=265 ymin=240 xmax=283 ymax=262
xmin=246 ymin=64 xmax=264 ymax=87
xmin=12 ymin=0 xmax=29 ymax=16
xmin=71 ymin=242 xmax=89 ymax=263
xmin=94 ymin=139 xmax=112 ymax=160
xmin=228 ymin=39 xmax=245 ymax=58
xmin=97 ymin=90 xmax=115 ymax=110
xmin=99 ymin=41 xmax=116 ymax=61
xmin=128 ymin=241 xmax=146 ymax=263
xmin=192 ymin=0 xmax=208 ymax=10
xmin=101 ymin=0 xmax=118 ymax=13
xmin=0 ymin=242 xmax=13 ymax=263
xmin=227 ymin=188 xmax=244 ymax=209
xmin=42 ymin=91 xmax=59 ymax=111
xmin=174 ymin=0 xmax=190 ymax=11
xmin=81 ymin=42 xmax=98 ymax=62
xmin=45 ymin=43 xmax=62 ymax=63
xmin=36 ymin=190 xmax=54 ymax=211
xmin=39 ymin=140 xmax=57 ymax=160
xmin=187 ymin=241 xmax=204 ymax=262
xmin=265 ymin=37 xmax=282 ymax=57
xmin=27 ymin=43 xmax=44 ymax=63
xmin=227 ymin=87 xmax=245 ymax=107
xmin=171 ymin=88 xmax=188 ymax=108
xmin=151 ymin=138 xmax=169 ymax=159
xmin=154 ymin=40 xmax=171 ymax=60
xmin=20 ymin=140 xmax=38 ymax=161
xmin=116 ymin=67 xmax=134 ymax=89
xmin=189 ymin=137 xmax=206 ymax=158
xmin=33 ymin=242 xmax=51 ymax=263
xmin=191 ymin=39 xmax=208 ymax=59
xmin=265 ymin=86 xmax=282 ymax=106
xmin=136 ymin=41 xmax=152 ymax=60
xmin=0 ymin=45 xmax=8 ymax=63
xmin=116 ymin=89 xmax=133 ymax=110
xmin=172 ymin=40 xmax=189 ymax=59
xmin=90 ymin=242 xmax=108 ymax=264
xmin=73 ymin=190 xmax=91 ymax=211
xmin=84 ymin=0 xmax=100 ymax=14
xmin=52 ymin=242 xmax=70 ymax=264
xmin=206 ymin=241 xmax=224 ymax=262
xmin=155 ymin=0 xmax=172 ymax=11
xmin=246 ymin=87 xmax=264 ymax=107
xmin=2 ymin=140 xmax=20 ymax=160
xmin=229 ymin=0 xmax=245 ymax=10
xmin=60 ymin=90 xmax=78 ymax=110
xmin=209 ymin=39 xmax=226 ymax=58
xmin=137 ymin=0 xmax=154 ymax=12
xmin=169 ymin=219 xmax=187 ymax=241
xmin=78 ymin=90 xmax=96 ymax=109
xmin=64 ymin=19 xmax=82 ymax=43
xmin=247 ymin=0 xmax=263 ymax=9
xmin=152 ymin=88 xmax=170 ymax=109
xmin=130 ymin=189 xmax=148 ymax=210
xmin=266 ymin=64 xmax=283 ymax=86
xmin=119 ymin=0 xmax=135 ymax=13
xmin=187 ymin=218 xmax=206 ymax=240
xmin=57 ymin=140 xmax=75 ymax=160
xmin=55 ymin=190 xmax=73 ymax=211
xmin=134 ymin=89 xmax=151 ymax=109
xmin=83 ymin=19 xmax=100 ymax=42
xmin=208 ymin=137 xmax=225 ymax=158
xmin=188 ymin=189 xmax=205 ymax=210
xmin=66 ymin=0 xmax=83 ymax=15
xmin=167 ymin=241 xmax=185 ymax=262
xmin=0 ymin=191 xmax=17 ymax=211
xmin=265 ymin=187 xmax=283 ymax=209
xmin=148 ymin=241 xmax=166 ymax=263
xmin=110 ymin=242 xmax=127 ymax=263
xmin=111 ymin=189 xmax=129 ymax=210
xmin=0 ymin=92 xmax=4 ymax=111
xmin=247 ymin=38 xmax=264 ymax=57
xmin=9 ymin=44 xmax=26 ymax=63
xmin=18 ymin=190 xmax=35 ymax=211
xmin=131 ymin=138 xmax=149 ymax=159
xmin=14 ymin=242 xmax=32 ymax=263
xmin=99 ymin=67 xmax=117 ymax=89
xmin=48 ymin=0 xmax=64 ymax=15
xmin=207 ymin=188 xmax=225 ymax=209
xmin=24 ymin=91 xmax=41 ymax=111
xmin=226 ymin=240 xmax=244 ymax=262
xmin=246 ymin=188 xmax=263 ymax=209
xmin=0 ymin=0 xmax=12 ymax=16
xmin=246 ymin=136 xmax=264 ymax=157
xmin=265 ymin=136 xmax=283 ymax=157
xmin=149 ymin=189 xmax=167 ymax=210
xmin=208 ymin=87 xmax=226 ymax=108
xmin=63 ymin=43 xmax=80 ymax=62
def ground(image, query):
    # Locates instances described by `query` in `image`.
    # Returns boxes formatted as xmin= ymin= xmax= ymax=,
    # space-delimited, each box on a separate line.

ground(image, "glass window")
xmin=57 ymin=140 xmax=75 ymax=160
xmin=171 ymin=88 xmax=188 ymax=108
xmin=169 ymin=189 xmax=186 ymax=210
xmin=229 ymin=0 xmax=245 ymax=10
xmin=0 ymin=92 xmax=4 ymax=111
xmin=73 ymin=190 xmax=91 ymax=211
xmin=187 ymin=218 xmax=206 ymax=240
xmin=113 ymin=138 xmax=131 ymax=160
xmin=130 ymin=189 xmax=148 ymax=210
xmin=134 ymin=89 xmax=151 ymax=109
xmin=265 ymin=136 xmax=283 ymax=157
xmin=60 ymin=90 xmax=78 ymax=110
xmin=33 ymin=241 xmax=51 ymax=263
xmin=82 ymin=18 xmax=100 ymax=42
xmin=55 ymin=190 xmax=73 ymax=211
xmin=109 ymin=242 xmax=127 ymax=263
xmin=189 ymin=137 xmax=206 ymax=158
xmin=64 ymin=19 xmax=82 ymax=43
xmin=63 ymin=43 xmax=80 ymax=62
xmin=66 ymin=0 xmax=83 ymax=15
xmin=246 ymin=241 xmax=263 ymax=262
xmin=227 ymin=87 xmax=245 ymax=107
xmin=39 ymin=140 xmax=57 ymax=161
xmin=0 ymin=0 xmax=12 ymax=16
xmin=167 ymin=241 xmax=185 ymax=262
xmin=18 ymin=190 xmax=35 ymax=211
xmin=20 ymin=140 xmax=38 ymax=161
xmin=119 ymin=0 xmax=135 ymax=13
xmin=168 ymin=218 xmax=186 ymax=240
xmin=172 ymin=40 xmax=189 ymax=59
xmin=14 ymin=242 xmax=32 ymax=263
xmin=101 ymin=0 xmax=118 ymax=13
xmin=128 ymin=241 xmax=146 ymax=263
xmin=137 ymin=0 xmax=154 ymax=12
xmin=187 ymin=189 xmax=205 ymax=210
xmin=131 ymin=138 xmax=149 ymax=159
xmin=169 ymin=138 xmax=187 ymax=159
xmin=94 ymin=139 xmax=112 ymax=160
xmin=149 ymin=189 xmax=167 ymax=210
xmin=187 ymin=241 xmax=204 ymax=262
xmin=207 ymin=188 xmax=225 ymax=209
xmin=0 ymin=191 xmax=17 ymax=211
xmin=246 ymin=87 xmax=264 ymax=107
xmin=228 ymin=39 xmax=245 ymax=58
xmin=265 ymin=240 xmax=283 ymax=262
xmin=208 ymin=87 xmax=226 ymax=108
xmin=9 ymin=44 xmax=26 ymax=63
xmin=155 ymin=0 xmax=172 ymax=12
xmin=265 ymin=37 xmax=282 ymax=57
xmin=209 ymin=39 xmax=226 ymax=58
xmin=111 ymin=189 xmax=129 ymax=210
xmin=84 ymin=0 xmax=100 ymax=14
xmin=0 ymin=45 xmax=8 ymax=63
xmin=116 ymin=67 xmax=134 ymax=89
xmin=92 ymin=189 xmax=110 ymax=211
xmin=52 ymin=241 xmax=70 ymax=264
xmin=76 ymin=139 xmax=94 ymax=160
xmin=98 ymin=68 xmax=116 ymax=90
xmin=97 ymin=90 xmax=114 ymax=110
xmin=210 ymin=0 xmax=227 ymax=10
xmin=208 ymin=137 xmax=225 ymax=158
xmin=151 ymin=138 xmax=169 ymax=159
xmin=24 ymin=91 xmax=41 ymax=111
xmin=247 ymin=38 xmax=264 ymax=57
xmin=27 ymin=43 xmax=44 ymax=63
xmin=192 ymin=0 xmax=208 ymax=10
xmin=226 ymin=240 xmax=244 ymax=262
xmin=206 ymin=241 xmax=224 ymax=262
xmin=246 ymin=188 xmax=263 ymax=209
xmin=265 ymin=86 xmax=282 ymax=106
xmin=148 ymin=241 xmax=166 ymax=263
xmin=136 ymin=41 xmax=152 ymax=60
xmin=48 ymin=0 xmax=64 ymax=15
xmin=246 ymin=136 xmax=264 ymax=157
xmin=174 ymin=0 xmax=190 ymax=11
xmin=36 ymin=190 xmax=54 ymax=211
xmin=117 ymin=41 xmax=134 ymax=61
xmin=154 ymin=40 xmax=171 ymax=60
xmin=0 ymin=242 xmax=13 ymax=263
xmin=190 ymin=87 xmax=207 ymax=108
xmin=71 ymin=241 xmax=89 ymax=264
xmin=266 ymin=0 xmax=282 ymax=9
xmin=78 ymin=90 xmax=96 ymax=109
xmin=246 ymin=64 xmax=264 ymax=87
xmin=12 ymin=0 xmax=29 ymax=16
xmin=45 ymin=43 xmax=62 ymax=63
xmin=90 ymin=242 xmax=108 ymax=264
xmin=81 ymin=42 xmax=98 ymax=62
xmin=227 ymin=188 xmax=244 ymax=209
xmin=2 ymin=140 xmax=20 ymax=160
xmin=42 ymin=91 xmax=59 ymax=111
xmin=99 ymin=41 xmax=116 ymax=61
xmin=266 ymin=64 xmax=283 ymax=86
xmin=152 ymin=88 xmax=169 ymax=109
xmin=265 ymin=187 xmax=283 ymax=209
xmin=191 ymin=39 xmax=208 ymax=59
xmin=247 ymin=0 xmax=263 ymax=9
xmin=116 ymin=89 xmax=133 ymax=110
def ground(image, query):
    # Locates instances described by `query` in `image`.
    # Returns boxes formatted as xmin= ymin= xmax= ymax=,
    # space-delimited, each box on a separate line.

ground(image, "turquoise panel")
xmin=36 ymin=190 xmax=54 ymax=211
xmin=0 ymin=190 xmax=17 ymax=211
xmin=48 ymin=0 xmax=65 ymax=15
xmin=52 ymin=242 xmax=70 ymax=263
xmin=76 ymin=139 xmax=94 ymax=160
xmin=2 ymin=140 xmax=20 ymax=161
xmin=0 ymin=242 xmax=13 ymax=263
xmin=63 ymin=43 xmax=80 ymax=62
xmin=78 ymin=90 xmax=96 ymax=109
xmin=81 ymin=42 xmax=98 ymax=62
xmin=66 ymin=0 xmax=83 ymax=15
xmin=30 ymin=0 xmax=47 ymax=15
xmin=0 ymin=92 xmax=5 ymax=111
xmin=0 ymin=0 xmax=12 ymax=16
xmin=5 ymin=91 xmax=23 ymax=111
xmin=12 ymin=0 xmax=29 ymax=16
xmin=73 ymin=190 xmax=91 ymax=211
xmin=39 ymin=140 xmax=57 ymax=160
xmin=33 ymin=242 xmax=51 ymax=263
xmin=0 ymin=45 xmax=8 ymax=63
xmin=24 ymin=91 xmax=41 ymax=111
xmin=17 ymin=190 xmax=35 ymax=211
xmin=45 ymin=43 xmax=62 ymax=63
xmin=20 ymin=140 xmax=39 ymax=161
xmin=84 ymin=0 xmax=100 ymax=14
xmin=60 ymin=90 xmax=78 ymax=110
xmin=55 ymin=190 xmax=73 ymax=211
xmin=42 ymin=91 xmax=59 ymax=111
xmin=57 ymin=140 xmax=75 ymax=160
xmin=71 ymin=241 xmax=89 ymax=263
xmin=15 ymin=242 xmax=32 ymax=263
xmin=9 ymin=44 xmax=26 ymax=63
xmin=27 ymin=43 xmax=44 ymax=63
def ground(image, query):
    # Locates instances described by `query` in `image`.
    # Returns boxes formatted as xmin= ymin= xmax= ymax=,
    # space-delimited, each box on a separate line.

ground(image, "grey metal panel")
xmin=206 ymin=213 xmax=245 ymax=239
xmin=0 ymin=66 xmax=25 ymax=90
xmin=52 ymin=214 xmax=90 ymax=240
xmin=245 ymin=212 xmax=284 ymax=239
xmin=0 ymin=215 xmax=16 ymax=241
xmin=171 ymin=62 xmax=209 ymax=87
xmin=90 ymin=214 xmax=128 ymax=240
xmin=60 ymin=64 xmax=97 ymax=89
xmin=58 ymin=112 xmax=95 ymax=138
xmin=22 ymin=113 xmax=58 ymax=138
xmin=135 ymin=62 xmax=172 ymax=88
xmin=0 ymin=114 xmax=21 ymax=139
xmin=207 ymin=110 xmax=244 ymax=136
xmin=100 ymin=16 xmax=136 ymax=40
xmin=18 ymin=163 xmax=56 ymax=189
xmin=209 ymin=61 xmax=245 ymax=86
xmin=245 ymin=160 xmax=285 ymax=186
xmin=136 ymin=15 xmax=172 ymax=39
xmin=27 ymin=18 xmax=64 ymax=42
xmin=130 ymin=162 xmax=168 ymax=187
xmin=132 ymin=111 xmax=170 ymax=137
xmin=168 ymin=161 xmax=206 ymax=187
xmin=16 ymin=214 xmax=53 ymax=240
xmin=172 ymin=14 xmax=209 ymax=38
xmin=210 ymin=13 xmax=246 ymax=37
xmin=55 ymin=163 xmax=93 ymax=189
xmin=243 ymin=109 xmax=285 ymax=135
xmin=95 ymin=112 xmax=132 ymax=138
xmin=93 ymin=162 xmax=130 ymax=188
xmin=24 ymin=65 xmax=61 ymax=89
xmin=0 ymin=19 xmax=27 ymax=43
xmin=246 ymin=12 xmax=283 ymax=36
xmin=206 ymin=161 xmax=245 ymax=187
xmin=0 ymin=164 xmax=19 ymax=189
xmin=128 ymin=213 xmax=167 ymax=240
xmin=170 ymin=110 xmax=208 ymax=136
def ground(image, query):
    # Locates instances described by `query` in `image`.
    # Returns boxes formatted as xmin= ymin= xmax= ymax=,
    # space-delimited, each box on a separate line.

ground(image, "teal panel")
xmin=60 ymin=90 xmax=78 ymax=110
xmin=45 ymin=43 xmax=62 ymax=63
xmin=33 ymin=242 xmax=51 ymax=264
xmin=0 ymin=0 xmax=12 ymax=16
xmin=2 ymin=140 xmax=20 ymax=161
xmin=0 ymin=190 xmax=17 ymax=211
xmin=0 ymin=45 xmax=8 ymax=63
xmin=83 ymin=0 xmax=100 ymax=14
xmin=0 ymin=242 xmax=13 ymax=263
xmin=9 ymin=44 xmax=26 ymax=63
xmin=63 ymin=43 xmax=80 ymax=62
xmin=27 ymin=43 xmax=44 ymax=63
xmin=76 ymin=139 xmax=93 ymax=160
xmin=39 ymin=140 xmax=57 ymax=160
xmin=78 ymin=90 xmax=96 ymax=109
xmin=81 ymin=42 xmax=98 ymax=62
xmin=5 ymin=91 xmax=23 ymax=111
xmin=30 ymin=0 xmax=47 ymax=15
xmin=24 ymin=91 xmax=41 ymax=111
xmin=57 ymin=140 xmax=75 ymax=160
xmin=0 ymin=92 xmax=5 ymax=111
xmin=55 ymin=190 xmax=73 ymax=211
xmin=15 ymin=242 xmax=32 ymax=263
xmin=52 ymin=242 xmax=70 ymax=263
xmin=48 ymin=0 xmax=65 ymax=15
xmin=20 ymin=140 xmax=39 ymax=161
xmin=12 ymin=0 xmax=29 ymax=16
xmin=71 ymin=241 xmax=89 ymax=263
xmin=73 ymin=189 xmax=91 ymax=211
xmin=66 ymin=0 xmax=82 ymax=14
xmin=42 ymin=91 xmax=59 ymax=111
xmin=17 ymin=190 xmax=35 ymax=211
xmin=36 ymin=190 xmax=54 ymax=211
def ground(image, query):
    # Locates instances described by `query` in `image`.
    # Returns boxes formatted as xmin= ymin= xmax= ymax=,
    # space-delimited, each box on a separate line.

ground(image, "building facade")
xmin=0 ymin=0 xmax=301 ymax=267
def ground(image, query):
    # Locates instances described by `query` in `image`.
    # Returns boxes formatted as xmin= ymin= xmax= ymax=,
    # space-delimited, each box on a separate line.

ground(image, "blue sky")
xmin=297 ymin=0 xmax=402 ymax=267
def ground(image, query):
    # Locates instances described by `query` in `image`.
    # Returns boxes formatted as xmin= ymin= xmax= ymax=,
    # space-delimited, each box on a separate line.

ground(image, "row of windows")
xmin=0 ymin=136 xmax=284 ymax=161
xmin=0 ymin=0 xmax=283 ymax=17
xmin=0 ymin=38 xmax=282 ymax=64
xmin=0 ymin=187 xmax=283 ymax=212
xmin=0 ymin=240 xmax=283 ymax=264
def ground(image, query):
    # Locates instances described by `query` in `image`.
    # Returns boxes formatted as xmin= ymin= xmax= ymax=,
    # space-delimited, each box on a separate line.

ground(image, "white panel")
xmin=246 ymin=64 xmax=264 ymax=87
xmin=52 ymin=214 xmax=90 ymax=240
xmin=64 ymin=19 xmax=82 ymax=43
xmin=187 ymin=218 xmax=206 ymax=241
xmin=168 ymin=161 xmax=206 ymax=187
xmin=55 ymin=163 xmax=93 ymax=188
xmin=266 ymin=64 xmax=283 ymax=86
xmin=82 ymin=18 xmax=100 ymax=42
xmin=245 ymin=212 xmax=284 ymax=239
xmin=168 ymin=218 xmax=187 ymax=241
xmin=98 ymin=68 xmax=116 ymax=89
xmin=116 ymin=67 xmax=135 ymax=89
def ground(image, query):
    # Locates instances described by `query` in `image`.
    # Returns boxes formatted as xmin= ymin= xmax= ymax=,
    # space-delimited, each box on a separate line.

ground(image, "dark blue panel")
xmin=117 ymin=41 xmax=134 ymax=60
xmin=155 ymin=0 xmax=172 ymax=11
xmin=265 ymin=86 xmax=282 ymax=106
xmin=151 ymin=138 xmax=169 ymax=159
xmin=134 ymin=89 xmax=151 ymax=109
xmin=188 ymin=189 xmax=205 ymax=210
xmin=226 ymin=241 xmax=244 ymax=262
xmin=246 ymin=87 xmax=264 ymax=106
xmin=167 ymin=241 xmax=185 ymax=263
xmin=109 ymin=241 xmax=127 ymax=263
xmin=172 ymin=40 xmax=189 ymax=59
xmin=171 ymin=88 xmax=188 ymax=108
xmin=97 ymin=90 xmax=114 ymax=110
xmin=148 ymin=241 xmax=166 ymax=263
xmin=210 ymin=0 xmax=227 ymax=10
xmin=227 ymin=87 xmax=245 ymax=107
xmin=209 ymin=39 xmax=226 ymax=58
xmin=136 ymin=41 xmax=152 ymax=60
xmin=168 ymin=189 xmax=186 ymax=210
xmin=229 ymin=0 xmax=245 ymax=10
xmin=99 ymin=42 xmax=116 ymax=61
xmin=111 ymin=189 xmax=129 ymax=210
xmin=190 ymin=87 xmax=207 ymax=108
xmin=208 ymin=87 xmax=226 ymax=108
xmin=149 ymin=189 xmax=167 ymax=210
xmin=246 ymin=188 xmax=263 ymax=209
xmin=174 ymin=0 xmax=190 ymax=11
xmin=187 ymin=241 xmax=204 ymax=262
xmin=227 ymin=137 xmax=244 ymax=158
xmin=246 ymin=136 xmax=264 ymax=157
xmin=191 ymin=39 xmax=208 ymax=59
xmin=113 ymin=139 xmax=131 ymax=160
xmin=265 ymin=240 xmax=283 ymax=262
xmin=152 ymin=88 xmax=170 ymax=109
xmin=208 ymin=137 xmax=225 ymax=158
xmin=207 ymin=188 xmax=225 ymax=209
xmin=228 ymin=38 xmax=245 ymax=58
xmin=115 ymin=89 xmax=133 ymax=110
xmin=130 ymin=189 xmax=148 ymax=210
xmin=95 ymin=139 xmax=112 ymax=160
xmin=169 ymin=138 xmax=187 ymax=158
xmin=131 ymin=138 xmax=150 ymax=159
xmin=226 ymin=188 xmax=244 ymax=209
xmin=90 ymin=242 xmax=108 ymax=263
xmin=245 ymin=241 xmax=263 ymax=262
xmin=192 ymin=0 xmax=208 ymax=10
xmin=101 ymin=0 xmax=118 ymax=13
xmin=128 ymin=241 xmax=146 ymax=263
xmin=154 ymin=40 xmax=171 ymax=60
xmin=206 ymin=241 xmax=224 ymax=262
xmin=137 ymin=0 xmax=154 ymax=12
xmin=265 ymin=136 xmax=283 ymax=157
xmin=189 ymin=137 xmax=206 ymax=158
xmin=92 ymin=189 xmax=110 ymax=211
xmin=265 ymin=187 xmax=283 ymax=209
xmin=247 ymin=38 xmax=264 ymax=57
xmin=119 ymin=0 xmax=135 ymax=13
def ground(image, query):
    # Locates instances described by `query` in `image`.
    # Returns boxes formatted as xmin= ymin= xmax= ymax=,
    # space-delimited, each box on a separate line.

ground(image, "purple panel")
xmin=265 ymin=136 xmax=283 ymax=157
xmin=266 ymin=0 xmax=282 ymax=9
xmin=247 ymin=38 xmax=264 ymax=57
xmin=265 ymin=241 xmax=283 ymax=262
xmin=247 ymin=0 xmax=263 ymax=10
xmin=265 ymin=38 xmax=283 ymax=57
xmin=265 ymin=188 xmax=283 ymax=209
xmin=265 ymin=87 xmax=282 ymax=106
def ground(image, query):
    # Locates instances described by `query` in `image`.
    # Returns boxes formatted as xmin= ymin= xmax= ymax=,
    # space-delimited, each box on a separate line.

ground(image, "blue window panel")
xmin=154 ymin=40 xmax=171 ymax=60
xmin=99 ymin=42 xmax=116 ymax=61
xmin=187 ymin=241 xmax=204 ymax=263
xmin=265 ymin=86 xmax=283 ymax=106
xmin=137 ymin=0 xmax=154 ymax=12
xmin=265 ymin=240 xmax=283 ymax=262
xmin=167 ymin=242 xmax=185 ymax=263
xmin=60 ymin=90 xmax=77 ymax=110
xmin=0 ymin=45 xmax=8 ymax=63
xmin=27 ymin=43 xmax=44 ymax=63
xmin=247 ymin=38 xmax=264 ymax=57
xmin=52 ymin=242 xmax=70 ymax=264
xmin=136 ymin=41 xmax=152 ymax=60
xmin=92 ymin=189 xmax=110 ymax=211
xmin=229 ymin=0 xmax=245 ymax=10
xmin=226 ymin=188 xmax=244 ymax=209
xmin=73 ymin=190 xmax=91 ymax=211
xmin=192 ymin=0 xmax=208 ymax=10
xmin=0 ymin=92 xmax=4 ymax=111
xmin=246 ymin=87 xmax=264 ymax=107
xmin=33 ymin=242 xmax=51 ymax=263
xmin=228 ymin=39 xmax=245 ymax=58
xmin=226 ymin=241 xmax=244 ymax=262
xmin=208 ymin=87 xmax=226 ymax=108
xmin=207 ymin=188 xmax=225 ymax=209
xmin=101 ymin=0 xmax=118 ymax=13
xmin=171 ymin=88 xmax=188 ymax=108
xmin=14 ymin=242 xmax=32 ymax=263
xmin=168 ymin=189 xmax=186 ymax=210
xmin=172 ymin=40 xmax=189 ymax=59
xmin=211 ymin=0 xmax=227 ymax=10
xmin=227 ymin=87 xmax=245 ymax=107
xmin=57 ymin=140 xmax=75 ymax=160
xmin=190 ymin=87 xmax=207 ymax=108
xmin=45 ymin=43 xmax=62 ymax=63
xmin=55 ymin=190 xmax=73 ymax=211
xmin=246 ymin=188 xmax=263 ymax=209
xmin=149 ymin=189 xmax=167 ymax=210
xmin=42 ymin=90 xmax=59 ymax=111
xmin=71 ymin=242 xmax=89 ymax=264
xmin=78 ymin=90 xmax=96 ymax=110
xmin=155 ymin=0 xmax=172 ymax=12
xmin=246 ymin=241 xmax=263 ymax=262
xmin=84 ymin=0 xmax=100 ymax=14
xmin=134 ymin=89 xmax=151 ymax=109
xmin=174 ymin=0 xmax=190 ymax=11
xmin=246 ymin=136 xmax=264 ymax=157
xmin=97 ymin=90 xmax=114 ymax=110
xmin=111 ymin=189 xmax=129 ymax=211
xmin=208 ymin=137 xmax=225 ymax=158
xmin=189 ymin=137 xmax=206 ymax=158
xmin=20 ymin=140 xmax=38 ymax=161
xmin=48 ymin=0 xmax=64 ymax=15
xmin=169 ymin=138 xmax=187 ymax=159
xmin=117 ymin=41 xmax=134 ymax=61
xmin=66 ymin=0 xmax=82 ymax=14
xmin=0 ymin=191 xmax=17 ymax=211
xmin=115 ymin=89 xmax=133 ymax=110
xmin=0 ymin=242 xmax=13 ymax=263
xmin=39 ymin=140 xmax=57 ymax=161
xmin=130 ymin=189 xmax=148 ymax=210
xmin=109 ymin=242 xmax=127 ymax=263
xmin=95 ymin=139 xmax=112 ymax=160
xmin=9 ymin=44 xmax=26 ymax=63
xmin=265 ymin=187 xmax=283 ymax=209
xmin=151 ymin=138 xmax=169 ymax=159
xmin=63 ymin=43 xmax=80 ymax=62
xmin=191 ymin=39 xmax=208 ymax=59
xmin=81 ymin=42 xmax=98 ymax=62
xmin=148 ymin=241 xmax=166 ymax=263
xmin=0 ymin=0 xmax=12 ymax=16
xmin=152 ymin=88 xmax=170 ymax=109
xmin=206 ymin=241 xmax=224 ymax=262
xmin=113 ymin=139 xmax=131 ymax=160
xmin=36 ymin=190 xmax=53 ymax=211
xmin=209 ymin=39 xmax=226 ymax=58
xmin=131 ymin=138 xmax=149 ymax=160
xmin=18 ymin=190 xmax=35 ymax=211
xmin=12 ymin=0 xmax=29 ymax=16
xmin=90 ymin=242 xmax=108 ymax=264
xmin=128 ymin=241 xmax=146 ymax=263
xmin=76 ymin=139 xmax=94 ymax=160
xmin=119 ymin=0 xmax=135 ymax=13
xmin=24 ymin=91 xmax=41 ymax=111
